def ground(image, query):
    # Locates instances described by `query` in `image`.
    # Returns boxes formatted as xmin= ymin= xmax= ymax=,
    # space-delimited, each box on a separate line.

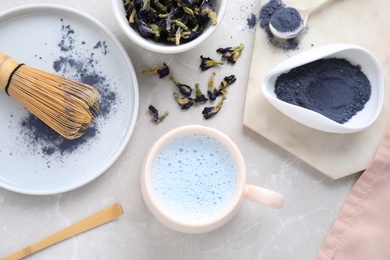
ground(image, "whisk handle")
xmin=0 ymin=52 xmax=22 ymax=94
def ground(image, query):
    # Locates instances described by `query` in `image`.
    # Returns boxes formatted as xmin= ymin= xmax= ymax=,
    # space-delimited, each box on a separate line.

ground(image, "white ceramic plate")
xmin=0 ymin=4 xmax=139 ymax=194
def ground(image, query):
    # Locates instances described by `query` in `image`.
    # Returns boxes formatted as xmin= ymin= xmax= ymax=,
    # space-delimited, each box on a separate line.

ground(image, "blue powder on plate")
xmin=274 ymin=58 xmax=371 ymax=124
xmin=58 ymin=23 xmax=75 ymax=52
xmin=21 ymin=114 xmax=98 ymax=156
xmin=53 ymin=54 xmax=116 ymax=119
xmin=93 ymin=41 xmax=109 ymax=55
xmin=20 ymin=19 xmax=118 ymax=158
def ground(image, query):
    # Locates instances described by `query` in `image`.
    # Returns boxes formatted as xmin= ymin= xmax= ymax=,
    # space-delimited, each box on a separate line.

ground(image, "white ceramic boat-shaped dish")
xmin=262 ymin=44 xmax=383 ymax=134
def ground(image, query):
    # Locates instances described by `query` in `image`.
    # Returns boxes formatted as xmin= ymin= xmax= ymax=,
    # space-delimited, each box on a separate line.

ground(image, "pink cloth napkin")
xmin=316 ymin=127 xmax=390 ymax=259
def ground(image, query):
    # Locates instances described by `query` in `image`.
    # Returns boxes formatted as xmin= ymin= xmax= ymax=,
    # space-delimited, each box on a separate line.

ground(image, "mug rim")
xmin=141 ymin=125 xmax=246 ymax=233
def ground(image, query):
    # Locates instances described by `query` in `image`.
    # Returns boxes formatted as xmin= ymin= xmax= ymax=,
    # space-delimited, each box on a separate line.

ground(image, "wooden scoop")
xmin=1 ymin=203 xmax=123 ymax=260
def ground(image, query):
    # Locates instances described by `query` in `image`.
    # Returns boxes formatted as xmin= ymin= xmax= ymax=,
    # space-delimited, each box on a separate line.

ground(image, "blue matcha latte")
xmin=151 ymin=133 xmax=239 ymax=222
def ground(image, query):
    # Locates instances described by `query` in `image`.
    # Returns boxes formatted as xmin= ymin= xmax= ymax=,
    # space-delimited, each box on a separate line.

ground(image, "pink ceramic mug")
xmin=141 ymin=125 xmax=284 ymax=234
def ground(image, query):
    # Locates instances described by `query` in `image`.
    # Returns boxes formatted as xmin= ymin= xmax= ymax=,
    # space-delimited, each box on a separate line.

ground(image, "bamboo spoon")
xmin=1 ymin=203 xmax=124 ymax=260
xmin=269 ymin=0 xmax=334 ymax=39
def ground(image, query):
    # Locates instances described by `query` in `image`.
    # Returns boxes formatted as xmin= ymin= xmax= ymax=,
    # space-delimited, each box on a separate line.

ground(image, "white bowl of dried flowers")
xmin=111 ymin=0 xmax=227 ymax=54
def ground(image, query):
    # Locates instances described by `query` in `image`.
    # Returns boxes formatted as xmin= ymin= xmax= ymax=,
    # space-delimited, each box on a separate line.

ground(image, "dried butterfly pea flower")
xmin=181 ymin=30 xmax=203 ymax=42
xmin=153 ymin=0 xmax=167 ymax=12
xmin=149 ymin=105 xmax=169 ymax=123
xmin=142 ymin=63 xmax=170 ymax=78
xmin=174 ymin=19 xmax=189 ymax=30
xmin=200 ymin=1 xmax=218 ymax=25
xmin=194 ymin=83 xmax=208 ymax=103
xmin=175 ymin=27 xmax=183 ymax=45
xmin=173 ymin=92 xmax=194 ymax=109
xmin=170 ymin=76 xmax=193 ymax=96
xmin=126 ymin=4 xmax=137 ymax=23
xmin=202 ymin=95 xmax=226 ymax=119
xmin=182 ymin=5 xmax=195 ymax=16
xmin=169 ymin=26 xmax=202 ymax=44
xmin=207 ymin=72 xmax=218 ymax=101
xmin=149 ymin=24 xmax=162 ymax=41
xmin=181 ymin=0 xmax=195 ymax=8
xmin=164 ymin=7 xmax=177 ymax=32
xmin=216 ymin=75 xmax=237 ymax=96
xmin=140 ymin=0 xmax=151 ymax=10
xmin=134 ymin=19 xmax=156 ymax=38
xmin=199 ymin=55 xmax=224 ymax=71
xmin=217 ymin=43 xmax=245 ymax=64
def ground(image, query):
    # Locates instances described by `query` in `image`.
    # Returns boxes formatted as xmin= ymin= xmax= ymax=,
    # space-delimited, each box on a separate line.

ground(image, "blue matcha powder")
xmin=151 ymin=134 xmax=239 ymax=222
xmin=275 ymin=58 xmax=371 ymax=124
xmin=270 ymin=7 xmax=303 ymax=34
xmin=259 ymin=0 xmax=301 ymax=50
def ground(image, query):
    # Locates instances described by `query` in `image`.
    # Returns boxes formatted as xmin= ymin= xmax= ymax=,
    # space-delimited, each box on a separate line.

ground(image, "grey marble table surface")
xmin=0 ymin=1 xmax=358 ymax=259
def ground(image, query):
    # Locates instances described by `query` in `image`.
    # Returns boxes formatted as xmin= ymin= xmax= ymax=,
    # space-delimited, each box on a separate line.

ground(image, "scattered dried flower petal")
xmin=142 ymin=63 xmax=170 ymax=78
xmin=202 ymin=95 xmax=227 ymax=119
xmin=207 ymin=72 xmax=218 ymax=101
xmin=173 ymin=92 xmax=194 ymax=109
xmin=216 ymin=43 xmax=245 ymax=64
xmin=199 ymin=55 xmax=224 ymax=71
xmin=170 ymin=76 xmax=193 ymax=96
xmin=216 ymin=75 xmax=237 ymax=95
xmin=194 ymin=83 xmax=208 ymax=103
xmin=149 ymin=105 xmax=169 ymax=123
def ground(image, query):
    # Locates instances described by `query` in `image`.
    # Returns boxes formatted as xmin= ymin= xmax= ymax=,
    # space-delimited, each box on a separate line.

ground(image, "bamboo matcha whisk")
xmin=0 ymin=52 xmax=100 ymax=140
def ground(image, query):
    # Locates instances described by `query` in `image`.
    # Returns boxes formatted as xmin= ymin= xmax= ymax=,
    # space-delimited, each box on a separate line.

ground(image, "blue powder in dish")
xmin=151 ymin=133 xmax=239 ymax=222
xmin=274 ymin=58 xmax=371 ymax=124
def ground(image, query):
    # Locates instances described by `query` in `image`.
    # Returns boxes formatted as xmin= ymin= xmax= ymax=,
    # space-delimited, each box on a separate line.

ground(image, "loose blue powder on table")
xmin=247 ymin=13 xmax=257 ymax=29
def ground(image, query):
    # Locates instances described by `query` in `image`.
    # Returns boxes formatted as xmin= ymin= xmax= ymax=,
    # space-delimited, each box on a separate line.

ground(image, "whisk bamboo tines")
xmin=0 ymin=52 xmax=100 ymax=140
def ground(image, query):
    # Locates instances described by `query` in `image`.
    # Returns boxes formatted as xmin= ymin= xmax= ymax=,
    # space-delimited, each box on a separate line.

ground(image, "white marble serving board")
xmin=244 ymin=0 xmax=390 ymax=179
